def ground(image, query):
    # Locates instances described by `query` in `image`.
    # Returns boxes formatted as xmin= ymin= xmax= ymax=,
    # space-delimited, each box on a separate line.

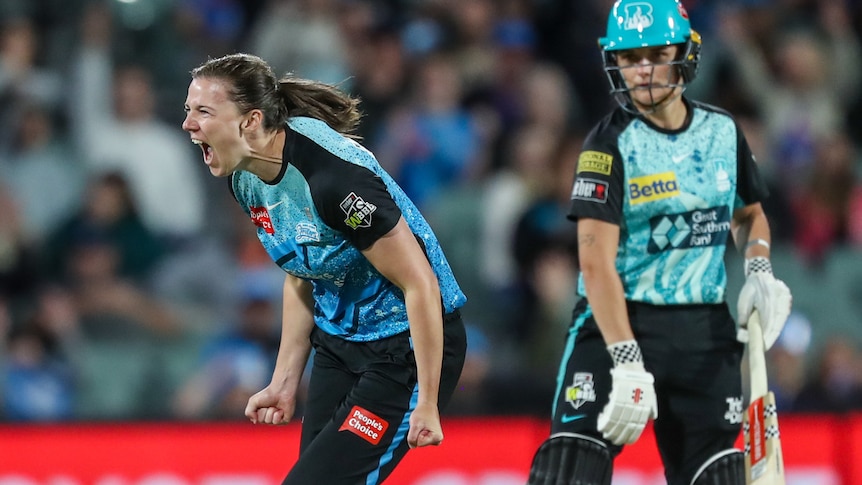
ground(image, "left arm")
xmin=731 ymin=202 xmax=792 ymax=349
xmin=362 ymin=216 xmax=444 ymax=448
xmin=731 ymin=201 xmax=771 ymax=259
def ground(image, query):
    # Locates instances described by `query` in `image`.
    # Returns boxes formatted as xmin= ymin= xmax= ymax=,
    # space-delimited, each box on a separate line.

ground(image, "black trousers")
xmin=550 ymin=299 xmax=744 ymax=485
xmin=283 ymin=311 xmax=466 ymax=485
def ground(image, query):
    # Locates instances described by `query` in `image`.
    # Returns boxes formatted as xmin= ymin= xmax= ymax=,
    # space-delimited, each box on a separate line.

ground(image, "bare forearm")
xmin=578 ymin=223 xmax=633 ymax=345
xmin=404 ymin=286 xmax=443 ymax=406
xmin=271 ymin=275 xmax=315 ymax=394
xmin=582 ymin=267 xmax=633 ymax=345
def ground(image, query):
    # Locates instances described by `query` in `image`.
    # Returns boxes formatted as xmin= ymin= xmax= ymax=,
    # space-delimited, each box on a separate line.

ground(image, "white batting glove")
xmin=597 ymin=340 xmax=658 ymax=446
xmin=736 ymin=256 xmax=792 ymax=350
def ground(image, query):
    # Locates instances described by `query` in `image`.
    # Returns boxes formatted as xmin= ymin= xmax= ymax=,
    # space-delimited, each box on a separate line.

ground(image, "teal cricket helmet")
xmin=599 ymin=0 xmax=694 ymax=51
xmin=598 ymin=0 xmax=702 ymax=112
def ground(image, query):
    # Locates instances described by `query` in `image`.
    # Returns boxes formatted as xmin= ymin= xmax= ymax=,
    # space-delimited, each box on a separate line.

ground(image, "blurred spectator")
xmin=0 ymin=16 xmax=62 ymax=149
xmin=766 ymin=311 xmax=812 ymax=412
xmin=520 ymin=62 xmax=577 ymax=137
xmin=69 ymin=2 xmax=206 ymax=243
xmin=478 ymin=17 xmax=540 ymax=170
xmin=2 ymin=324 xmax=75 ymax=421
xmin=789 ymin=132 xmax=862 ymax=265
xmin=0 ymin=101 xmax=86 ymax=246
xmin=509 ymin=133 xmax=581 ymax=375
xmin=449 ymin=0 xmax=498 ymax=98
xmin=718 ymin=3 xmax=862 ymax=194
xmin=0 ymin=184 xmax=41 ymax=300
xmin=175 ymin=0 xmax=246 ymax=57
xmin=792 ymin=336 xmax=862 ymax=413
xmin=55 ymin=216 xmax=178 ymax=339
xmin=349 ymin=23 xmax=410 ymax=151
xmin=479 ymin=124 xmax=560 ymax=311
xmin=45 ymin=172 xmax=166 ymax=284
xmin=246 ymin=0 xmax=350 ymax=85
xmin=172 ymin=289 xmax=280 ymax=420
xmin=1 ymin=284 xmax=80 ymax=421
xmin=376 ymin=51 xmax=487 ymax=209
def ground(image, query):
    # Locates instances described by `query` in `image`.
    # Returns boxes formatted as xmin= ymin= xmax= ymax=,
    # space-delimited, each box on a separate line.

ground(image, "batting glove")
xmin=597 ymin=340 xmax=658 ymax=446
xmin=736 ymin=256 xmax=792 ymax=350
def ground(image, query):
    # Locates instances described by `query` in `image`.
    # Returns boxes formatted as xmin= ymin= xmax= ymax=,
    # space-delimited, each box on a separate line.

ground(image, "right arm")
xmin=245 ymin=273 xmax=315 ymax=425
xmin=580 ymin=217 xmax=659 ymax=445
xmin=577 ymin=218 xmax=633 ymax=345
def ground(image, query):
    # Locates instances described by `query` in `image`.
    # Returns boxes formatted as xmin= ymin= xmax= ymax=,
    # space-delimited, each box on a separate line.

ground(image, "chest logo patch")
xmin=340 ymin=405 xmax=389 ymax=445
xmin=571 ymin=178 xmax=608 ymax=204
xmin=249 ymin=206 xmax=275 ymax=234
xmin=340 ymin=192 xmax=377 ymax=229
xmin=295 ymin=222 xmax=320 ymax=243
xmin=577 ymin=151 xmax=613 ymax=175
xmin=629 ymin=171 xmax=680 ymax=205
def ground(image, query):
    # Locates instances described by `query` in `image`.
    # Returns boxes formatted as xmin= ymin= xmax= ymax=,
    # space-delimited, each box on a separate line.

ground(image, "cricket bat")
xmin=743 ymin=310 xmax=786 ymax=484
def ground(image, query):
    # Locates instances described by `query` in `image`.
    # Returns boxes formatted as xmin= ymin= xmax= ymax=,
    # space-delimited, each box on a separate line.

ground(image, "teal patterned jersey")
xmin=230 ymin=117 xmax=466 ymax=341
xmin=568 ymin=99 xmax=768 ymax=305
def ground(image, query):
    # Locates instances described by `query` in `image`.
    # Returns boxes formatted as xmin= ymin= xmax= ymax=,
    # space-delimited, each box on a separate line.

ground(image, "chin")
xmin=208 ymin=165 xmax=232 ymax=178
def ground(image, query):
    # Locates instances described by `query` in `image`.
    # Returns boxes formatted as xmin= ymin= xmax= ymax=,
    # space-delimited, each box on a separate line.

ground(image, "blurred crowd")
xmin=1 ymin=0 xmax=862 ymax=422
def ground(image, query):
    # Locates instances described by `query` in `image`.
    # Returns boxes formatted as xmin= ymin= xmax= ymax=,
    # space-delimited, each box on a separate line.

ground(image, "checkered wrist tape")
xmin=607 ymin=340 xmax=643 ymax=366
xmin=744 ymin=256 xmax=772 ymax=277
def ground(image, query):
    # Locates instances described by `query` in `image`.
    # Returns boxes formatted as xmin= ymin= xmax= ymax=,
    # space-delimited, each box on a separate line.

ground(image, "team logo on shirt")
xmin=340 ymin=192 xmax=377 ymax=229
xmin=577 ymin=151 xmax=613 ymax=175
xmin=629 ymin=171 xmax=680 ymax=205
xmin=295 ymin=221 xmax=320 ymax=243
xmin=565 ymin=373 xmax=597 ymax=410
xmin=571 ymin=178 xmax=608 ymax=203
xmin=249 ymin=206 xmax=275 ymax=234
xmin=339 ymin=405 xmax=389 ymax=445
xmin=648 ymin=206 xmax=731 ymax=253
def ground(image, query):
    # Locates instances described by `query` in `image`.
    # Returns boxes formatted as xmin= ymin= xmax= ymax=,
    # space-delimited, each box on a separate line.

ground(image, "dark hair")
xmin=190 ymin=53 xmax=362 ymax=136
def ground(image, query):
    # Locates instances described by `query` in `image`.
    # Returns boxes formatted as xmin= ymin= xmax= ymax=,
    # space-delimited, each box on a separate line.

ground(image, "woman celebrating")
xmin=182 ymin=53 xmax=467 ymax=485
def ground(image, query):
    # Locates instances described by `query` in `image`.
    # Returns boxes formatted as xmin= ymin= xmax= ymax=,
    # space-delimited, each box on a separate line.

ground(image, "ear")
xmin=241 ymin=109 xmax=265 ymax=132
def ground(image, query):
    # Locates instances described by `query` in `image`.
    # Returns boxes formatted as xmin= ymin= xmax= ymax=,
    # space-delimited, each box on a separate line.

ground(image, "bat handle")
xmin=747 ymin=310 xmax=768 ymax=401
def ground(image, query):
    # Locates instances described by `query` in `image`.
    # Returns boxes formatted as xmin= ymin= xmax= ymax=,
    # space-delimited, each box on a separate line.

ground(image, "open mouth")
xmin=192 ymin=139 xmax=214 ymax=165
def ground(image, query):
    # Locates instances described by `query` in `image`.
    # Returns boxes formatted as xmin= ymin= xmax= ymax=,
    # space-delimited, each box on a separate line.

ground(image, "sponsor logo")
xmin=623 ymin=3 xmax=654 ymax=30
xmin=265 ymin=200 xmax=284 ymax=211
xmin=632 ymin=388 xmax=643 ymax=404
xmin=340 ymin=192 xmax=377 ymax=229
xmin=577 ymin=151 xmax=613 ymax=175
xmin=339 ymin=405 xmax=389 ymax=445
xmin=565 ymin=373 xmax=597 ymax=410
xmin=560 ymin=414 xmax=586 ymax=424
xmin=571 ymin=178 xmax=608 ymax=204
xmin=295 ymin=222 xmax=320 ymax=243
xmin=648 ymin=206 xmax=731 ymax=253
xmin=671 ymin=152 xmax=690 ymax=164
xmin=629 ymin=171 xmax=680 ymax=205
xmin=725 ymin=396 xmax=743 ymax=425
xmin=249 ymin=206 xmax=275 ymax=234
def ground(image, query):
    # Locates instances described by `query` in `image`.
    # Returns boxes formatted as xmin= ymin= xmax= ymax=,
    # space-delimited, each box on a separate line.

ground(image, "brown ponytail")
xmin=276 ymin=75 xmax=362 ymax=137
xmin=191 ymin=53 xmax=362 ymax=137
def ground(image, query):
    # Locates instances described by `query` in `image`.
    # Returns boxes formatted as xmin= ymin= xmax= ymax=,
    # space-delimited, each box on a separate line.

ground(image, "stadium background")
xmin=0 ymin=0 xmax=861 ymax=483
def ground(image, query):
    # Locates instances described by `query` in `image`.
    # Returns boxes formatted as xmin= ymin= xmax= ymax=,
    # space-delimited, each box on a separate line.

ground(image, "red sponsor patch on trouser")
xmin=339 ymin=405 xmax=389 ymax=445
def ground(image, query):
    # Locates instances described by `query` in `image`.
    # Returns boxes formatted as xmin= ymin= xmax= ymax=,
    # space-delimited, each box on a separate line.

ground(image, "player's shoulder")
xmin=585 ymin=107 xmax=636 ymax=146
xmin=688 ymin=99 xmax=735 ymax=121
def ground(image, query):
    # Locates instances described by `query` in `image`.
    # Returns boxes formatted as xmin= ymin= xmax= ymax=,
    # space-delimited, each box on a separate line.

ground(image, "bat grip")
xmin=747 ymin=310 xmax=768 ymax=402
